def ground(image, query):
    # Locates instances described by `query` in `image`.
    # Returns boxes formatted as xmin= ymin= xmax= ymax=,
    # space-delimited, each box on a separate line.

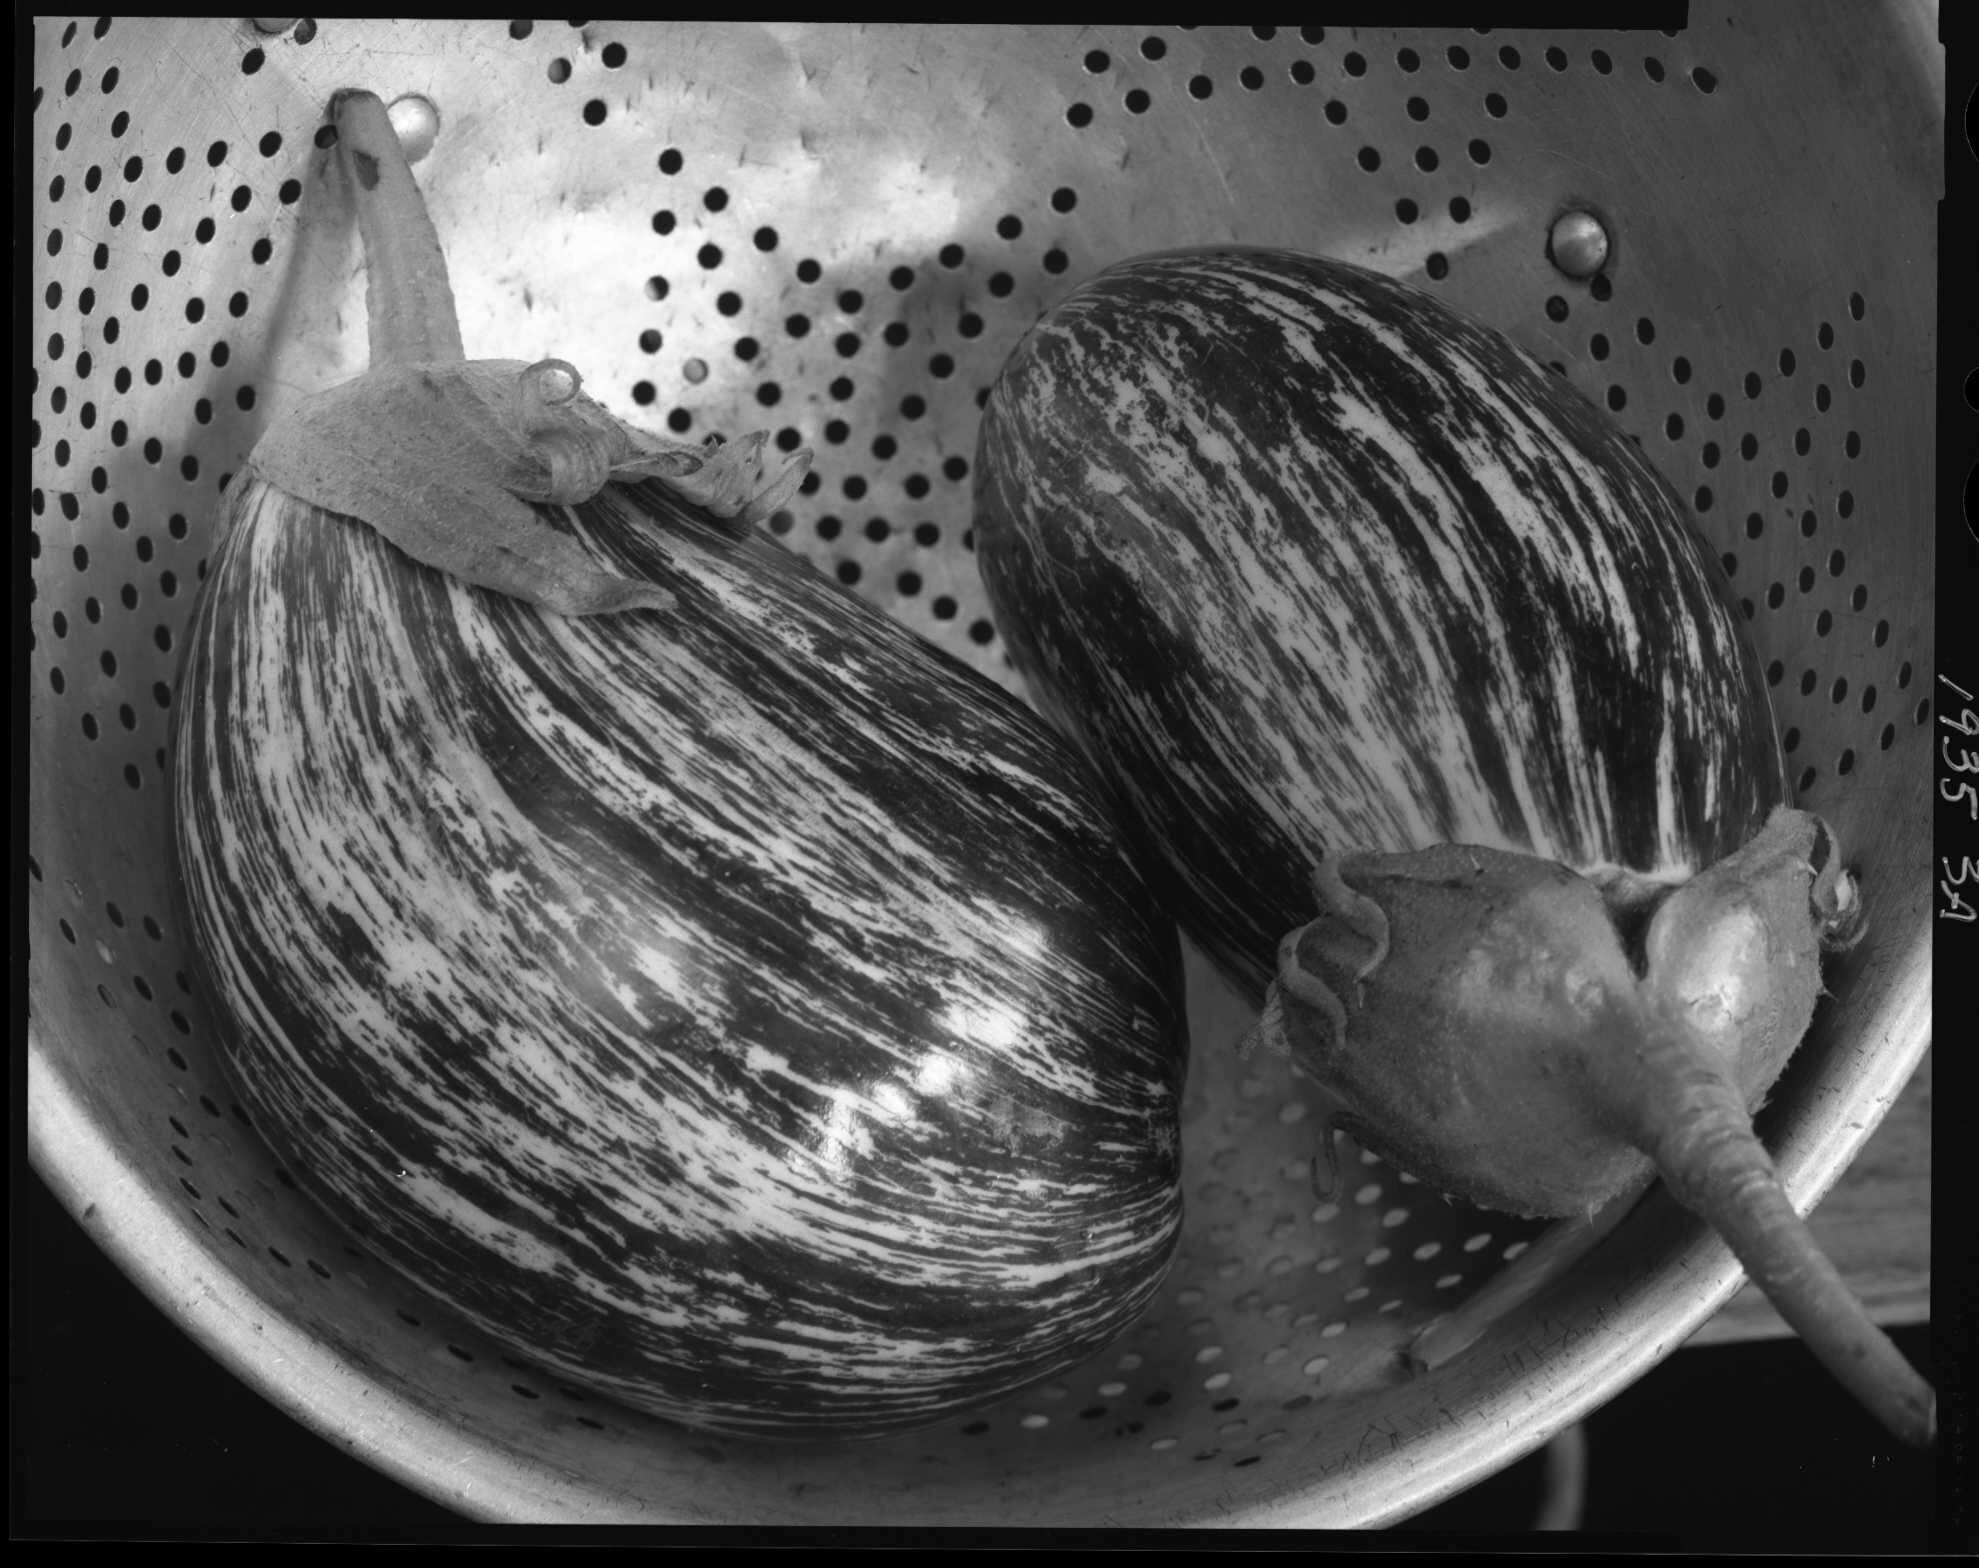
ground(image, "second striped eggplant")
xmin=975 ymin=245 xmax=1785 ymax=999
xmin=972 ymin=246 xmax=1934 ymax=1446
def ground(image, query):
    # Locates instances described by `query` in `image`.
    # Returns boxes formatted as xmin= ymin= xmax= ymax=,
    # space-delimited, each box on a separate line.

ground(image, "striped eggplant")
xmin=975 ymin=245 xmax=1785 ymax=1000
xmin=166 ymin=92 xmax=1186 ymax=1440
xmin=972 ymin=246 xmax=1934 ymax=1446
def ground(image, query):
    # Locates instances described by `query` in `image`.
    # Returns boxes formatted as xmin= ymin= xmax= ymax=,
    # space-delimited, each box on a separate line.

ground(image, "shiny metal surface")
xmin=28 ymin=10 xmax=1939 ymax=1526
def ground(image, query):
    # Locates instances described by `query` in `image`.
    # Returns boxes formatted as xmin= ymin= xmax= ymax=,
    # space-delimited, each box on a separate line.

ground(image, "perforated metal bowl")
xmin=27 ymin=11 xmax=1940 ymax=1527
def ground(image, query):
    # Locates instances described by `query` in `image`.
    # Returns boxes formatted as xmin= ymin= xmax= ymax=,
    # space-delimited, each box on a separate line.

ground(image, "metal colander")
xmin=27 ymin=10 xmax=1940 ymax=1527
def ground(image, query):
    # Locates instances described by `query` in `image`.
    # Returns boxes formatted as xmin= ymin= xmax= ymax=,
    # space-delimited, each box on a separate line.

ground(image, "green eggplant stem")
xmin=1589 ymin=998 xmax=1936 ymax=1449
xmin=331 ymin=88 xmax=466 ymax=370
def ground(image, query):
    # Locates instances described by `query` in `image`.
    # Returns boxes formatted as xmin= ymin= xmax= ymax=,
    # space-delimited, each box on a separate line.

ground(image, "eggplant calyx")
xmin=267 ymin=90 xmax=813 ymax=617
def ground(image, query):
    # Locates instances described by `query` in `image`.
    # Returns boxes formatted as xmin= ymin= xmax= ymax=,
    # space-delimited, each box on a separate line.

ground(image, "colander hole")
xmin=1352 ymin=1181 xmax=1381 ymax=1205
xmin=1290 ymin=60 xmax=1316 ymax=86
xmin=1503 ymin=1240 xmax=1532 ymax=1261
xmin=1084 ymin=48 xmax=1109 ymax=72
xmin=1545 ymin=45 xmax=1568 ymax=70
xmin=1067 ymin=102 xmax=1093 ymax=128
xmin=1606 ymin=385 xmax=1627 ymax=411
xmin=1800 ymin=668 xmax=1818 ymax=696
xmin=1816 ymin=384 xmax=1832 ymax=411
xmin=1815 ymin=608 xmax=1833 ymax=635
xmin=698 ymin=243 xmax=722 ymax=269
xmin=1498 ymin=45 xmax=1520 ymax=69
xmin=1484 ymin=90 xmax=1507 ymax=117
xmin=1124 ymin=89 xmax=1151 ymax=114
xmin=1797 ymin=564 xmax=1817 ymax=593
xmin=1447 ymin=44 xmax=1470 ymax=69
xmin=1380 ymin=1207 xmax=1410 ymax=1228
xmin=1415 ymin=145 xmax=1438 ymax=172
xmin=1324 ymin=99 xmax=1348 ymax=125
xmin=1395 ymin=198 xmax=1419 ymax=224
xmin=1449 ymin=196 xmax=1471 ymax=223
xmin=1364 ymin=1246 xmax=1392 ymax=1266
xmin=1426 ymin=253 xmax=1449 ymax=281
xmin=1468 ymin=137 xmax=1491 ymax=164
xmin=1643 ymin=56 xmax=1666 ymax=82
xmin=1590 ymin=274 xmax=1613 ymax=301
xmin=1692 ymin=66 xmax=1719 ymax=93
xmin=1702 ymin=441 xmax=1721 ymax=468
xmin=1851 ymin=583 xmax=1869 ymax=611
xmin=1849 ymin=291 xmax=1865 ymax=320
xmin=1783 ymin=725 xmax=1801 ymax=753
xmin=1914 ymin=697 xmax=1931 ymax=725
xmin=1356 ymin=147 xmax=1380 ymax=172
xmin=447 ymin=1344 xmax=476 ymax=1362
xmin=1694 ymin=485 xmax=1712 ymax=512
xmin=1672 ymin=357 xmax=1691 ymax=385
xmin=1396 ymin=45 xmax=1420 ymax=71
xmin=1898 ymin=661 xmax=1914 ymax=689
xmin=1849 ymin=358 xmax=1866 ymax=387
xmin=1819 ymin=322 xmax=1835 ymax=349
xmin=1800 ymin=509 xmax=1818 ymax=537
xmin=1344 ymin=50 xmax=1367 ymax=76
xmin=1590 ymin=333 xmax=1610 ymax=360
xmin=1880 ymin=723 xmax=1897 ymax=750
xmin=1141 ymin=35 xmax=1168 ymax=60
xmin=1546 ymin=294 xmax=1569 ymax=323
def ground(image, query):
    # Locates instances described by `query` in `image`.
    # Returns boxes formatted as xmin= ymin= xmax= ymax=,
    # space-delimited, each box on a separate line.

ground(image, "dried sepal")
xmin=247 ymin=356 xmax=812 ymax=617
xmin=284 ymin=88 xmax=814 ymax=617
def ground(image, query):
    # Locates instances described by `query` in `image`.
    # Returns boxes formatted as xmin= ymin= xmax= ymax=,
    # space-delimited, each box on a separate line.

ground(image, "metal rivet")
xmin=1548 ymin=210 xmax=1610 ymax=278
xmin=387 ymin=94 xmax=441 ymax=165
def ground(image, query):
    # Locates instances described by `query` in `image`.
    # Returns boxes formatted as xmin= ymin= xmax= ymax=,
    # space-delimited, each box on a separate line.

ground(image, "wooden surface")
xmin=1690 ymin=1048 xmax=1932 ymax=1347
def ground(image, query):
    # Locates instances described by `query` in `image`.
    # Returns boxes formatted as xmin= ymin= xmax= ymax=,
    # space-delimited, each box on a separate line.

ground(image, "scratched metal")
xmin=27 ymin=10 xmax=1938 ymax=1527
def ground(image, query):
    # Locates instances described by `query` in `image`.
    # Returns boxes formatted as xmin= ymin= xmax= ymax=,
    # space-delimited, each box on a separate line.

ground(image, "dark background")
xmin=10 ymin=1170 xmax=1953 ymax=1548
